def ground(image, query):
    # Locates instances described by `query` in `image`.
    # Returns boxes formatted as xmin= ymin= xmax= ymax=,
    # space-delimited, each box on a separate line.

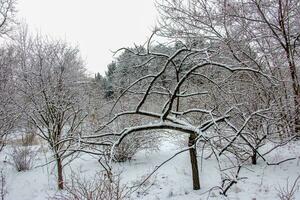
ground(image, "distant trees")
xmin=0 ymin=45 xmax=17 ymax=150
xmin=0 ymin=0 xmax=16 ymax=36
xmin=103 ymin=62 xmax=117 ymax=99
xmin=102 ymin=48 xmax=149 ymax=97
xmin=0 ymin=0 xmax=17 ymax=150
xmin=84 ymin=48 xmax=165 ymax=162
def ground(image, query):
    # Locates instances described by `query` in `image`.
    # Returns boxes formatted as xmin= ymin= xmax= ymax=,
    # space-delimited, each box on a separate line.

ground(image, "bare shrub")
xmin=109 ymin=132 xmax=161 ymax=162
xmin=8 ymin=146 xmax=36 ymax=171
xmin=51 ymin=171 xmax=130 ymax=200
xmin=276 ymin=175 xmax=300 ymax=200
xmin=21 ymin=133 xmax=36 ymax=146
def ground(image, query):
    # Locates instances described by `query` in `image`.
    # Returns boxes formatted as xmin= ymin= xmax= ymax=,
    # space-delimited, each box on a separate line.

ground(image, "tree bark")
xmin=188 ymin=133 xmax=200 ymax=190
xmin=287 ymin=60 xmax=300 ymax=135
xmin=251 ymin=150 xmax=257 ymax=165
xmin=278 ymin=0 xmax=300 ymax=135
xmin=291 ymin=74 xmax=300 ymax=135
xmin=56 ymin=156 xmax=64 ymax=190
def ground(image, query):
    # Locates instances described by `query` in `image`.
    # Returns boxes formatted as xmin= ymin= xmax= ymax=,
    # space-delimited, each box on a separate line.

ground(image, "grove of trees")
xmin=0 ymin=0 xmax=299 ymax=198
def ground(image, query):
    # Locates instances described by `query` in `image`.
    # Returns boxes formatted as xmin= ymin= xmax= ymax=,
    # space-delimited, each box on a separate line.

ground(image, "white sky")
xmin=17 ymin=0 xmax=158 ymax=75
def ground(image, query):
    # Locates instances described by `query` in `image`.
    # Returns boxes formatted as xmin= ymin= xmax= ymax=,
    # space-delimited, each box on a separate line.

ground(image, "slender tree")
xmin=14 ymin=30 xmax=88 ymax=190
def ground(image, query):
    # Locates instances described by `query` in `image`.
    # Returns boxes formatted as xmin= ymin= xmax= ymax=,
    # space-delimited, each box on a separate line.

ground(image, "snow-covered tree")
xmin=156 ymin=0 xmax=300 ymax=136
xmin=82 ymin=34 xmax=275 ymax=190
xmin=13 ymin=30 xmax=88 ymax=190
xmin=0 ymin=0 xmax=16 ymax=37
xmin=0 ymin=0 xmax=17 ymax=150
xmin=0 ymin=45 xmax=17 ymax=150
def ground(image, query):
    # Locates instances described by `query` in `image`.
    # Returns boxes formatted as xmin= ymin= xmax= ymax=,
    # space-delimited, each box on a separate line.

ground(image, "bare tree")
xmin=0 ymin=0 xmax=17 ymax=150
xmin=13 ymin=30 xmax=88 ymax=190
xmin=0 ymin=45 xmax=18 ymax=150
xmin=72 ymin=0 xmax=300 ymax=194
xmin=80 ymin=33 xmax=275 ymax=190
xmin=156 ymin=0 xmax=300 ymax=135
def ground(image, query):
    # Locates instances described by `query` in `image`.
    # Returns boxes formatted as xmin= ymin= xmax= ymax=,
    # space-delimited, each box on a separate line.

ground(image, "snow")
xmin=1 ymin=139 xmax=300 ymax=200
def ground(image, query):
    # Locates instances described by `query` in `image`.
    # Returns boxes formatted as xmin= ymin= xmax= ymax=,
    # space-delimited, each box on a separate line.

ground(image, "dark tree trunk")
xmin=280 ymin=12 xmax=300 ymax=134
xmin=188 ymin=133 xmax=200 ymax=190
xmin=251 ymin=150 xmax=257 ymax=165
xmin=56 ymin=157 xmax=64 ymax=190
xmin=288 ymin=61 xmax=300 ymax=135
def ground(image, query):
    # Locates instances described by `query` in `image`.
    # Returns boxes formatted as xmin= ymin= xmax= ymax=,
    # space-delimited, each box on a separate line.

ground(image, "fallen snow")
xmin=1 ymin=139 xmax=300 ymax=200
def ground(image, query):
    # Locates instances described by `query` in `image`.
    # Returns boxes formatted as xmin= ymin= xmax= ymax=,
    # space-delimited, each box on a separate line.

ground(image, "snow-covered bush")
xmin=100 ymin=106 xmax=161 ymax=162
xmin=52 ymin=172 xmax=129 ymax=200
xmin=276 ymin=175 xmax=300 ymax=200
xmin=8 ymin=146 xmax=36 ymax=171
xmin=109 ymin=132 xmax=160 ymax=162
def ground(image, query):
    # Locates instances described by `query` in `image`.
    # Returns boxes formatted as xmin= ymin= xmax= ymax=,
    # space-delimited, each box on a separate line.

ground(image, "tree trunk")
xmin=251 ymin=150 xmax=257 ymax=165
xmin=288 ymin=60 xmax=300 ymax=135
xmin=56 ymin=157 xmax=64 ymax=190
xmin=188 ymin=133 xmax=200 ymax=190
xmin=278 ymin=0 xmax=300 ymax=135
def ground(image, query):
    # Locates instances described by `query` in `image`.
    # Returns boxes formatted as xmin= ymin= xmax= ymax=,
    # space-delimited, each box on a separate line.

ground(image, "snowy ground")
xmin=1 ymin=138 xmax=300 ymax=200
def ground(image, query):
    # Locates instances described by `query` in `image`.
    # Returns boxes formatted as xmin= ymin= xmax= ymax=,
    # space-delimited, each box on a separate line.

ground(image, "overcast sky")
xmin=17 ymin=0 xmax=158 ymax=75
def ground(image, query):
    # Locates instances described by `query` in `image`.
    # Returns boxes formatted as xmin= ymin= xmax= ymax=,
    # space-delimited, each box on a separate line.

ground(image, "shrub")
xmin=8 ymin=146 xmax=36 ymax=171
xmin=52 ymin=171 xmax=130 ymax=200
xmin=276 ymin=175 xmax=300 ymax=200
xmin=21 ymin=132 xmax=36 ymax=146
xmin=109 ymin=132 xmax=160 ymax=162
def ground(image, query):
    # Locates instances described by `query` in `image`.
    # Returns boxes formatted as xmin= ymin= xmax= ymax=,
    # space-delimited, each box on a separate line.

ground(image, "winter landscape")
xmin=0 ymin=0 xmax=300 ymax=199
